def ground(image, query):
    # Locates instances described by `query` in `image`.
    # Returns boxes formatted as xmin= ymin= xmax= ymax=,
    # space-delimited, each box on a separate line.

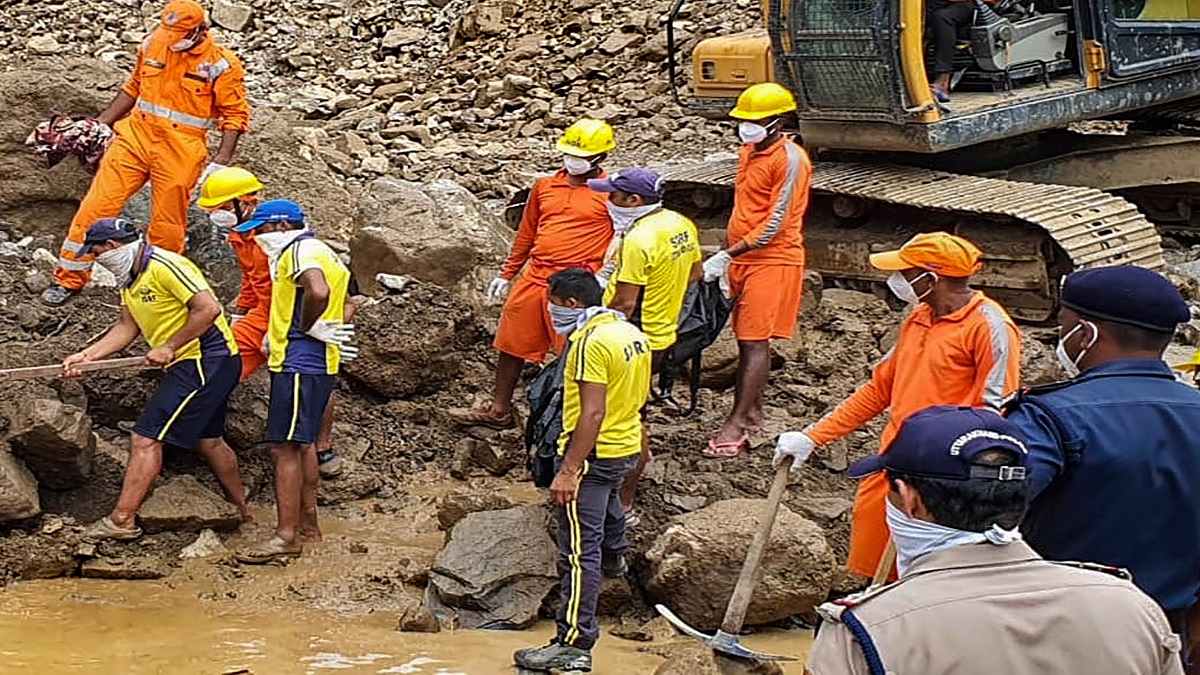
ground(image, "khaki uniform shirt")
xmin=807 ymin=541 xmax=1183 ymax=675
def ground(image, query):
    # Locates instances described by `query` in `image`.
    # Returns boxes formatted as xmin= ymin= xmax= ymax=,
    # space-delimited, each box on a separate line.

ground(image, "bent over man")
xmin=773 ymin=231 xmax=1021 ymax=579
xmin=514 ymin=268 xmax=651 ymax=673
xmin=450 ymin=119 xmax=615 ymax=430
xmin=807 ymin=405 xmax=1183 ymax=675
xmin=232 ymin=201 xmax=354 ymax=563
xmin=62 ymin=217 xmax=249 ymax=540
xmin=45 ymin=0 xmax=250 ymax=306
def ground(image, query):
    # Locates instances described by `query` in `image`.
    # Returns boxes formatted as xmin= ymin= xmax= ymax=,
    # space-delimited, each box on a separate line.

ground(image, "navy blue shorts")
xmin=267 ymin=372 xmax=335 ymax=445
xmin=133 ymin=355 xmax=240 ymax=449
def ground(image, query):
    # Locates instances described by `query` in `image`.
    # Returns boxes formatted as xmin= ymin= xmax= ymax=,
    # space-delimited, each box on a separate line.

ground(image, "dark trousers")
xmin=928 ymin=0 xmax=975 ymax=74
xmin=555 ymin=454 xmax=639 ymax=651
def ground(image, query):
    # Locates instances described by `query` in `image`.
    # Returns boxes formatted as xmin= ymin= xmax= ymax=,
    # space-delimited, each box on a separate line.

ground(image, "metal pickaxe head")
xmin=655 ymin=604 xmax=798 ymax=662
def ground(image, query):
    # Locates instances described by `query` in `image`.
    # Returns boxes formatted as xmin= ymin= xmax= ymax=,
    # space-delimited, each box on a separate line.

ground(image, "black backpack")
xmin=656 ymin=280 xmax=736 ymax=416
xmin=525 ymin=343 xmax=570 ymax=488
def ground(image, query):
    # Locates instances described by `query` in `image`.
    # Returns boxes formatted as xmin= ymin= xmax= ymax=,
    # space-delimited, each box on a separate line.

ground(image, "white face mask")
xmin=548 ymin=303 xmax=584 ymax=335
xmin=96 ymin=240 xmax=141 ymax=286
xmin=886 ymin=270 xmax=935 ymax=305
xmin=209 ymin=209 xmax=238 ymax=236
xmin=563 ymin=155 xmax=596 ymax=176
xmin=254 ymin=228 xmax=308 ymax=274
xmin=169 ymin=38 xmax=197 ymax=52
xmin=606 ymin=201 xmax=660 ymax=235
xmin=885 ymin=498 xmax=1022 ymax=577
xmin=737 ymin=121 xmax=768 ymax=145
xmin=1055 ymin=320 xmax=1098 ymax=378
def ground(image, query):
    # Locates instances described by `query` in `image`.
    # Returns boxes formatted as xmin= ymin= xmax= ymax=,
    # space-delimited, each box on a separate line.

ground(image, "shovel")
xmin=0 ymin=356 xmax=152 ymax=382
xmin=655 ymin=462 xmax=800 ymax=662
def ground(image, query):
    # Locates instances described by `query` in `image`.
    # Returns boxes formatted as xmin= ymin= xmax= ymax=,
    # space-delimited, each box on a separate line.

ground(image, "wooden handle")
xmin=872 ymin=540 xmax=897 ymax=587
xmin=719 ymin=463 xmax=792 ymax=634
xmin=0 ymin=356 xmax=151 ymax=382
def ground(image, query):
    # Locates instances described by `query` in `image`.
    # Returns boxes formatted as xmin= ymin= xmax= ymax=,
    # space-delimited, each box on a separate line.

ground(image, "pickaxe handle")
xmin=718 ymin=463 xmax=792 ymax=635
xmin=0 ymin=356 xmax=151 ymax=382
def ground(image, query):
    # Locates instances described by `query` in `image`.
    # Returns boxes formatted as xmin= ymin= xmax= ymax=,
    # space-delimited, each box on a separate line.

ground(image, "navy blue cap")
xmin=234 ymin=199 xmax=305 ymax=233
xmin=1061 ymin=265 xmax=1190 ymax=333
xmin=847 ymin=406 xmax=1028 ymax=482
xmin=588 ymin=167 xmax=664 ymax=199
xmin=80 ymin=217 xmax=139 ymax=254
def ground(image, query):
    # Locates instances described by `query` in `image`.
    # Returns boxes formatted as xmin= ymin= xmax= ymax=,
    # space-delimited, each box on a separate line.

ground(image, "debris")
xmin=139 ymin=476 xmax=241 ymax=534
xmin=0 ymin=448 xmax=40 ymax=522
xmin=80 ymin=556 xmax=167 ymax=580
xmin=211 ymin=0 xmax=254 ymax=31
xmin=180 ymin=529 xmax=228 ymax=559
xmin=7 ymin=398 xmax=95 ymax=491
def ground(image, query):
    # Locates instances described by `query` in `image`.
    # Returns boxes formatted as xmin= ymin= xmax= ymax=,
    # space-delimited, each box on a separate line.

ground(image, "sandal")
xmin=446 ymin=406 xmax=514 ymax=430
xmin=703 ymin=434 xmax=749 ymax=459
xmin=236 ymin=536 xmax=303 ymax=564
xmin=82 ymin=516 xmax=143 ymax=542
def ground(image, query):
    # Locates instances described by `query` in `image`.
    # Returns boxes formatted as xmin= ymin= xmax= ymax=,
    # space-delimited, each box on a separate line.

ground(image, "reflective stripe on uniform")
xmin=61 ymin=240 xmax=86 ymax=254
xmin=209 ymin=58 xmax=231 ymax=79
xmin=756 ymin=142 xmax=803 ymax=248
xmin=979 ymin=302 xmax=1013 ymax=410
xmin=57 ymin=257 xmax=93 ymax=271
xmin=136 ymin=98 xmax=214 ymax=130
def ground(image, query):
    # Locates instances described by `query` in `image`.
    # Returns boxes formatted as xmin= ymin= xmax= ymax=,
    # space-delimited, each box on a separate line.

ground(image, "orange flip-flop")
xmin=703 ymin=434 xmax=748 ymax=459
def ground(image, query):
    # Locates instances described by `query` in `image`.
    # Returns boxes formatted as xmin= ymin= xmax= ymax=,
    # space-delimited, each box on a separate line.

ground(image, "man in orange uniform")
xmin=197 ymin=168 xmax=344 ymax=478
xmin=44 ymin=0 xmax=250 ymax=306
xmin=702 ymin=83 xmax=812 ymax=457
xmin=449 ymin=119 xmax=615 ymax=428
xmin=772 ymin=231 xmax=1022 ymax=579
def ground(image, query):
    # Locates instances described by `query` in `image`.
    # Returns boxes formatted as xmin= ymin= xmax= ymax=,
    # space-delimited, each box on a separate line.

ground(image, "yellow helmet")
xmin=1173 ymin=348 xmax=1200 ymax=373
xmin=730 ymin=82 xmax=798 ymax=120
xmin=556 ymin=118 xmax=616 ymax=157
xmin=197 ymin=167 xmax=264 ymax=209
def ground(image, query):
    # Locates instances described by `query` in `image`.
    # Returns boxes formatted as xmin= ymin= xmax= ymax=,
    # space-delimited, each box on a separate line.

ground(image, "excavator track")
xmin=662 ymin=160 xmax=1164 ymax=323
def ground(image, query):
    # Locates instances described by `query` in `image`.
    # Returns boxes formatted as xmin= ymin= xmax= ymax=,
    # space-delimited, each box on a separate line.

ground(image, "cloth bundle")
xmin=26 ymin=113 xmax=114 ymax=174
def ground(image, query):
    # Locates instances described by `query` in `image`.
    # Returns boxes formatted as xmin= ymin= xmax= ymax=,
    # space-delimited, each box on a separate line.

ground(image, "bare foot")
xmin=299 ymin=511 xmax=322 ymax=542
xmin=709 ymin=422 xmax=748 ymax=447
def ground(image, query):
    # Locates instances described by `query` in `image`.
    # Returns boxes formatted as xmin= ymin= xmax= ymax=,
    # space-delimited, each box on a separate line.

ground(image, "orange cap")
xmin=869 ymin=232 xmax=984 ymax=277
xmin=159 ymin=0 xmax=206 ymax=33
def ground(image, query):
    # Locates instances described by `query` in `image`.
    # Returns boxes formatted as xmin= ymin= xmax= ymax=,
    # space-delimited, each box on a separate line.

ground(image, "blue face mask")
xmin=548 ymin=303 xmax=584 ymax=335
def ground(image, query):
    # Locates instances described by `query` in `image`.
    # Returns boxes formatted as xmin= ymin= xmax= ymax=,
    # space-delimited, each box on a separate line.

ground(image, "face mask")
xmin=549 ymin=303 xmax=585 ymax=335
xmin=168 ymin=27 xmax=204 ymax=52
xmin=254 ymin=228 xmax=308 ymax=269
xmin=95 ymin=240 xmax=141 ymax=286
xmin=606 ymin=201 xmax=660 ymax=235
xmin=738 ymin=119 xmax=778 ymax=145
xmin=563 ymin=155 xmax=596 ymax=176
xmin=209 ymin=209 xmax=238 ymax=236
xmin=1055 ymin=320 xmax=1098 ymax=378
xmin=886 ymin=271 xmax=935 ymax=305
xmin=885 ymin=499 xmax=1021 ymax=577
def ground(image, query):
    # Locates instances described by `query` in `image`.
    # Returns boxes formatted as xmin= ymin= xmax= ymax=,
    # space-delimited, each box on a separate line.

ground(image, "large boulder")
xmin=349 ymin=177 xmax=510 ymax=298
xmin=6 ymin=397 xmax=96 ymax=490
xmin=0 ymin=447 xmax=41 ymax=522
xmin=644 ymin=498 xmax=835 ymax=631
xmin=342 ymin=281 xmax=487 ymax=399
xmin=428 ymin=505 xmax=558 ymax=629
xmin=138 ymin=475 xmax=241 ymax=533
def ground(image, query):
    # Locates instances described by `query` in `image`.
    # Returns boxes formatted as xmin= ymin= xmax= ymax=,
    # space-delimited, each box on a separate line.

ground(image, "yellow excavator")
xmin=660 ymin=0 xmax=1200 ymax=320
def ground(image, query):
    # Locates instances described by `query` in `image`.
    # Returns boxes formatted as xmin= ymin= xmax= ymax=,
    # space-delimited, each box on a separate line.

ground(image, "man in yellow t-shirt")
xmin=590 ymin=167 xmax=702 ymax=516
xmin=62 ymin=217 xmax=249 ymax=541
xmin=514 ymin=268 xmax=651 ymax=673
xmin=227 ymin=200 xmax=356 ymax=564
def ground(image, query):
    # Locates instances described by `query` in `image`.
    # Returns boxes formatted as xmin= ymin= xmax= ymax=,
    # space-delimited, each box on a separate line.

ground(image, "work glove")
xmin=260 ymin=333 xmax=270 ymax=357
xmin=702 ymin=250 xmax=733 ymax=295
xmin=306 ymin=320 xmax=359 ymax=361
xmin=487 ymin=277 xmax=510 ymax=305
xmin=194 ymin=162 xmax=227 ymax=198
xmin=773 ymin=431 xmax=817 ymax=471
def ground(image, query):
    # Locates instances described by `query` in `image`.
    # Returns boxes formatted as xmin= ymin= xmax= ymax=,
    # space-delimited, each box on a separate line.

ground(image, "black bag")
xmin=656 ymin=280 xmax=736 ymax=416
xmin=525 ymin=344 xmax=570 ymax=488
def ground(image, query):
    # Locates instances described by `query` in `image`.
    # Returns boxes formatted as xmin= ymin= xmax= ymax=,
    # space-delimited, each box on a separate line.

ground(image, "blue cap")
xmin=587 ymin=167 xmax=664 ymax=199
xmin=1062 ymin=265 xmax=1190 ymax=333
xmin=234 ymin=199 xmax=306 ymax=233
xmin=81 ymin=217 xmax=139 ymax=254
xmin=847 ymin=406 xmax=1028 ymax=482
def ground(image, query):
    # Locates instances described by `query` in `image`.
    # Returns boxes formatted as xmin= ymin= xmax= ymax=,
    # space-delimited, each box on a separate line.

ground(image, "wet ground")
xmin=0 ymin=494 xmax=813 ymax=674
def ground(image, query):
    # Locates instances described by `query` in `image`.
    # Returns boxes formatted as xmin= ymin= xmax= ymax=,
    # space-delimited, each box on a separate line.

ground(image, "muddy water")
xmin=0 ymin=479 xmax=812 ymax=674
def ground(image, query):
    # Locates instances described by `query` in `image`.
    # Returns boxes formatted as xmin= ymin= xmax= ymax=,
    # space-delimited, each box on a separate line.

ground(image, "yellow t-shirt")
xmin=602 ymin=208 xmax=701 ymax=351
xmin=557 ymin=312 xmax=652 ymax=460
xmin=121 ymin=247 xmax=237 ymax=365
xmin=267 ymin=233 xmax=351 ymax=375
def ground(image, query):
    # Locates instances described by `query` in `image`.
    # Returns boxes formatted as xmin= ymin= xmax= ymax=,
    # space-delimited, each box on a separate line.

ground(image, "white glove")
xmin=194 ymin=162 xmax=227 ymax=198
xmin=307 ymin=320 xmax=354 ymax=344
xmin=487 ymin=277 xmax=510 ymax=304
xmin=702 ymin=250 xmax=732 ymax=283
xmin=260 ymin=333 xmax=270 ymax=357
xmin=773 ymin=431 xmax=817 ymax=471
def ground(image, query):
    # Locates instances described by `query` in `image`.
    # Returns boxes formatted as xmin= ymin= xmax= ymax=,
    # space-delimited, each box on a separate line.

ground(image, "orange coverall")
xmin=726 ymin=137 xmax=811 ymax=341
xmin=55 ymin=32 xmax=250 ymax=289
xmin=807 ymin=291 xmax=1022 ymax=577
xmin=227 ymin=230 xmax=273 ymax=380
xmin=494 ymin=170 xmax=612 ymax=362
